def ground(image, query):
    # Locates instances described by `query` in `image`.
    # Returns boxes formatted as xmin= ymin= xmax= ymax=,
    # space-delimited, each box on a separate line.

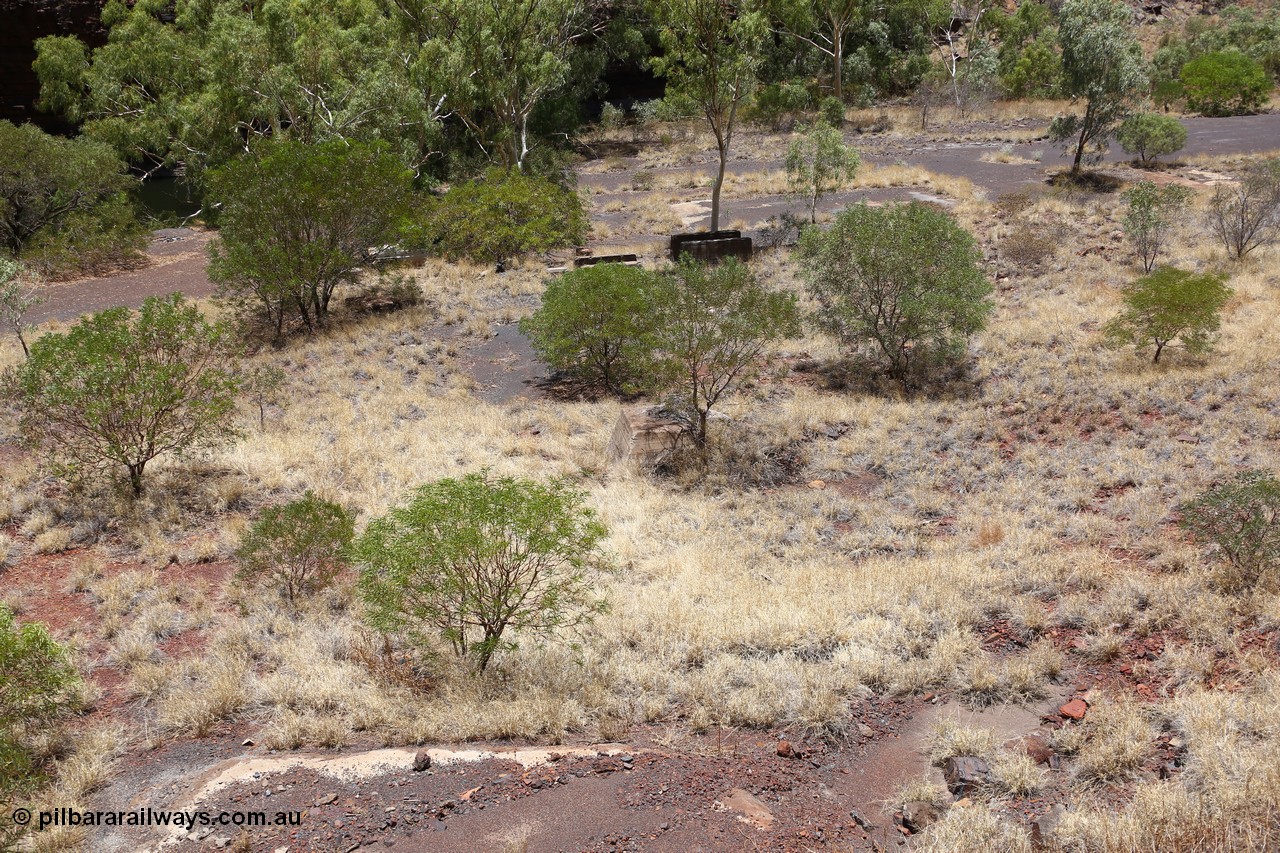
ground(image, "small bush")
xmin=1180 ymin=50 xmax=1272 ymax=116
xmin=751 ymin=81 xmax=811 ymax=130
xmin=520 ymin=264 xmax=661 ymax=394
xmin=818 ymin=96 xmax=846 ymax=128
xmin=1179 ymin=470 xmax=1280 ymax=593
xmin=354 ymin=473 xmax=614 ymax=672
xmin=1122 ymin=180 xmax=1193 ymax=272
xmin=1001 ymin=227 xmax=1057 ymax=268
xmin=426 ymin=169 xmax=587 ymax=265
xmin=1103 ymin=266 xmax=1232 ymax=363
xmin=0 ymin=606 xmax=81 ymax=799
xmin=1116 ymin=113 xmax=1188 ymax=167
xmin=235 ymin=492 xmax=355 ymax=606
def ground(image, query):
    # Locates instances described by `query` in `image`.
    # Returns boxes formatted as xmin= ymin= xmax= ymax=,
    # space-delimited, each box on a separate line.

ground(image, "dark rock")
xmin=1031 ymin=804 xmax=1066 ymax=847
xmin=850 ymin=808 xmax=875 ymax=830
xmin=902 ymin=800 xmax=939 ymax=832
xmin=412 ymin=750 xmax=432 ymax=772
xmin=1024 ymin=735 xmax=1054 ymax=765
xmin=943 ymin=756 xmax=992 ymax=796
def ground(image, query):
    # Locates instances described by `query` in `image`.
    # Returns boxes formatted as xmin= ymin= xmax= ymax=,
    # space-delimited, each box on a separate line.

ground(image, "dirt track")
xmin=26 ymin=114 xmax=1280 ymax=327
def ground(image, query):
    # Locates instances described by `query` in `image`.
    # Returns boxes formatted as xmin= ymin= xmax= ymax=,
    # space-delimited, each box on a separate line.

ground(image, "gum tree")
xmin=1121 ymin=180 xmax=1192 ymax=272
xmin=785 ymin=123 xmax=861 ymax=223
xmin=1050 ymin=0 xmax=1148 ymax=177
xmin=649 ymin=0 xmax=767 ymax=232
xmin=1103 ymin=266 xmax=1232 ymax=363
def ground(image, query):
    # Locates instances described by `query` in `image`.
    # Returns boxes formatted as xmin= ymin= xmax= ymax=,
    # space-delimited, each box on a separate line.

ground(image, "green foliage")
xmin=1179 ymin=471 xmax=1280 ymax=594
xmin=818 ymin=95 xmax=846 ymax=127
xmin=0 ymin=260 xmax=41 ymax=358
xmin=208 ymin=140 xmax=413 ymax=343
xmin=750 ymin=81 xmax=812 ymax=130
xmin=646 ymin=258 xmax=801 ymax=446
xmin=353 ymin=472 xmax=613 ymax=672
xmin=1205 ymin=158 xmax=1280 ymax=259
xmin=1116 ymin=113 xmax=1188 ymax=167
xmin=236 ymin=492 xmax=355 ymax=606
xmin=798 ymin=201 xmax=993 ymax=380
xmin=520 ymin=265 xmax=661 ymax=394
xmin=785 ymin=123 xmax=861 ymax=223
xmin=1049 ymin=0 xmax=1148 ymax=175
xmin=1103 ymin=266 xmax=1232 ymax=363
xmin=649 ymin=0 xmax=768 ymax=231
xmin=1180 ymin=50 xmax=1271 ymax=116
xmin=425 ymin=169 xmax=586 ymax=265
xmin=1121 ymin=180 xmax=1192 ymax=272
xmin=990 ymin=3 xmax=1062 ymax=98
xmin=11 ymin=294 xmax=244 ymax=496
xmin=0 ymin=121 xmax=143 ymax=274
xmin=0 ymin=606 xmax=81 ymax=799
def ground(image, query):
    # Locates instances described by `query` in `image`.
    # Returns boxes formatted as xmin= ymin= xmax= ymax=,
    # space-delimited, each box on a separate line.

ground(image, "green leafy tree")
xmin=1205 ymin=158 xmax=1280 ymax=260
xmin=425 ymin=169 xmax=587 ymax=265
xmin=520 ymin=264 xmax=661 ymax=394
xmin=236 ymin=492 xmax=355 ymax=606
xmin=1180 ymin=50 xmax=1272 ymax=116
xmin=798 ymin=201 xmax=993 ymax=380
xmin=208 ymin=140 xmax=413 ymax=343
xmin=0 ymin=260 xmax=42 ymax=358
xmin=649 ymin=0 xmax=767 ymax=232
xmin=1180 ymin=471 xmax=1280 ymax=593
xmin=990 ymin=3 xmax=1062 ymax=98
xmin=785 ymin=123 xmax=861 ymax=223
xmin=354 ymin=473 xmax=613 ymax=672
xmin=1116 ymin=113 xmax=1188 ymax=168
xmin=1103 ymin=266 xmax=1232 ymax=363
xmin=1121 ymin=180 xmax=1193 ymax=272
xmin=767 ymin=0 xmax=862 ymax=104
xmin=0 ymin=121 xmax=139 ymax=262
xmin=1 ymin=606 xmax=81 ymax=847
xmin=35 ymin=0 xmax=451 ymax=187
xmin=648 ymin=258 xmax=801 ymax=446
xmin=11 ymin=294 xmax=244 ymax=496
xmin=1049 ymin=0 xmax=1148 ymax=177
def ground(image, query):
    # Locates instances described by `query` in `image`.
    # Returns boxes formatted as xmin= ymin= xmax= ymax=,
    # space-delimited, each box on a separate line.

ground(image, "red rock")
xmin=1059 ymin=699 xmax=1088 ymax=720
xmin=1024 ymin=736 xmax=1054 ymax=765
xmin=776 ymin=740 xmax=796 ymax=758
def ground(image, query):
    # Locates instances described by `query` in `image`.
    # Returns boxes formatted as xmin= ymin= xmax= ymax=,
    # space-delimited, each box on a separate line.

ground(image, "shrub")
xmin=751 ymin=81 xmax=811 ymax=130
xmin=647 ymin=258 xmax=801 ymax=447
xmin=785 ymin=123 xmax=861 ymax=223
xmin=1102 ymin=266 xmax=1232 ymax=363
xmin=797 ymin=201 xmax=993 ymax=380
xmin=1180 ymin=51 xmax=1271 ymax=116
xmin=1116 ymin=113 xmax=1188 ymax=167
xmin=426 ymin=169 xmax=587 ymax=265
xmin=1001 ymin=228 xmax=1057 ymax=269
xmin=1122 ymin=180 xmax=1193 ymax=272
xmin=818 ymin=95 xmax=846 ymax=128
xmin=0 ymin=606 xmax=81 ymax=801
xmin=235 ymin=492 xmax=355 ymax=606
xmin=0 ymin=120 xmax=140 ymax=266
xmin=10 ymin=294 xmax=244 ymax=496
xmin=208 ymin=140 xmax=413 ymax=343
xmin=0 ymin=259 xmax=41 ymax=357
xmin=1180 ymin=471 xmax=1280 ymax=593
xmin=354 ymin=473 xmax=613 ymax=672
xmin=1206 ymin=158 xmax=1280 ymax=259
xmin=520 ymin=264 xmax=661 ymax=394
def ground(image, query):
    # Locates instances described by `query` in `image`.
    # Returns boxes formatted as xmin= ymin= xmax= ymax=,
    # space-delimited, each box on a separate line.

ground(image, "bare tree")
xmin=1206 ymin=159 xmax=1280 ymax=260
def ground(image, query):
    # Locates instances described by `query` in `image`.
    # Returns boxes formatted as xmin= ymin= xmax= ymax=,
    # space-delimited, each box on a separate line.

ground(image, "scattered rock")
xmin=856 ymin=723 xmax=875 ymax=738
xmin=943 ymin=756 xmax=992 ymax=796
xmin=902 ymin=800 xmax=939 ymax=832
xmin=316 ymin=793 xmax=338 ymax=806
xmin=1031 ymin=804 xmax=1067 ymax=847
xmin=808 ymin=480 xmax=827 ymax=490
xmin=241 ymin=738 xmax=255 ymax=747
xmin=850 ymin=808 xmax=875 ymax=830
xmin=777 ymin=740 xmax=796 ymax=758
xmin=412 ymin=750 xmax=433 ymax=772
xmin=1059 ymin=698 xmax=1088 ymax=720
xmin=720 ymin=788 xmax=775 ymax=828
xmin=210 ymin=837 xmax=232 ymax=849
xmin=1023 ymin=735 xmax=1054 ymax=765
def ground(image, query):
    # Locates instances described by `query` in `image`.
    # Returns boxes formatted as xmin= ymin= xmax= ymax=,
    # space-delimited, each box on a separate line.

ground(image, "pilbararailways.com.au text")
xmin=15 ymin=807 xmax=302 ymax=831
